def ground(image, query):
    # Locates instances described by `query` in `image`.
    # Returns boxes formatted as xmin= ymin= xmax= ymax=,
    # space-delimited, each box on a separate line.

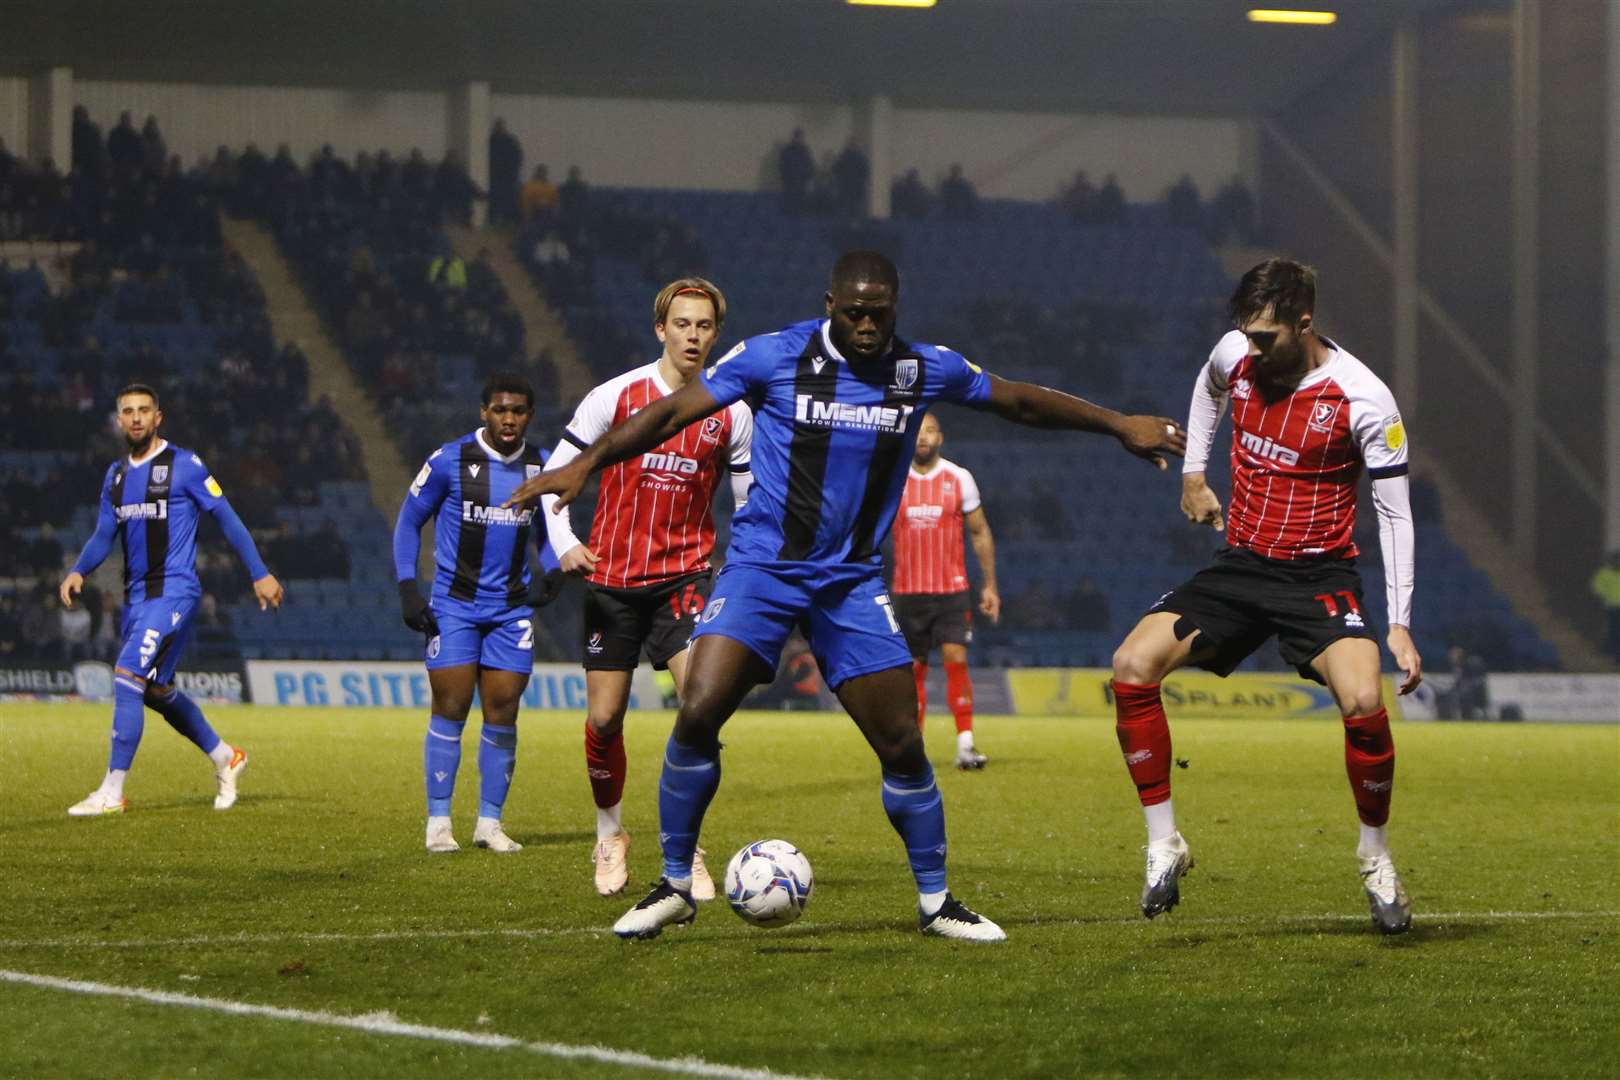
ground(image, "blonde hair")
xmin=653 ymin=277 xmax=726 ymax=329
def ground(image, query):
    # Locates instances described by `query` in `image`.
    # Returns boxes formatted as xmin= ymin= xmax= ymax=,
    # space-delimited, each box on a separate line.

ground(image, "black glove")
xmin=526 ymin=568 xmax=566 ymax=610
xmin=398 ymin=580 xmax=439 ymax=636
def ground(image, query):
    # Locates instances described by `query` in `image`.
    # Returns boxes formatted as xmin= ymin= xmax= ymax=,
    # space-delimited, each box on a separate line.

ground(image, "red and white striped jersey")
xmin=892 ymin=458 xmax=981 ymax=595
xmin=548 ymin=362 xmax=752 ymax=589
xmin=1197 ymin=330 xmax=1408 ymax=561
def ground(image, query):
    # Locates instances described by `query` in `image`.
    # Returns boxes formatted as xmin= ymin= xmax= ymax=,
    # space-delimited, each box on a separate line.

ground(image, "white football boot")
xmin=612 ymin=878 xmax=697 ymax=939
xmin=67 ymin=790 xmax=128 ymax=817
xmin=425 ymin=816 xmax=459 ymax=854
xmin=954 ymin=746 xmax=989 ymax=771
xmin=1358 ymin=850 xmax=1412 ymax=934
xmin=593 ymin=829 xmax=631 ymax=896
xmin=919 ymin=894 xmax=1007 ymax=942
xmin=1140 ymin=831 xmax=1193 ymax=918
xmin=689 ymin=846 xmax=716 ymax=902
xmin=473 ymin=817 xmax=522 ymax=853
xmin=213 ymin=746 xmax=247 ymax=810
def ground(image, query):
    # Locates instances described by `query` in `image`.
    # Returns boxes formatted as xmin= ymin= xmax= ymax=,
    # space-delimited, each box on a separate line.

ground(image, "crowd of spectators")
xmin=2 ymin=114 xmax=379 ymax=664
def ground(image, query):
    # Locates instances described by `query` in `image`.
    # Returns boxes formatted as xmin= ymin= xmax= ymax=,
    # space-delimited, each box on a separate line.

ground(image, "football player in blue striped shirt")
xmin=60 ymin=384 xmax=284 ymax=816
xmin=506 ymin=252 xmax=1186 ymax=941
xmin=393 ymin=374 xmax=562 ymax=854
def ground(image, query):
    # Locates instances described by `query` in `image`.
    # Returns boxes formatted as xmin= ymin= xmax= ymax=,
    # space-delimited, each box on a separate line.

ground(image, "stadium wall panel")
xmin=62 ymin=76 xmax=1242 ymax=203
xmin=75 ymin=79 xmax=451 ymax=163
xmin=1006 ymin=668 xmax=1409 ymax=723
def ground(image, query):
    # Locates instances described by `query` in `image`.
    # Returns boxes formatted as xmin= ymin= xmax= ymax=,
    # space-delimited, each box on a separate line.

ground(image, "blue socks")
xmin=423 ymin=714 xmax=466 ymax=816
xmin=108 ymin=678 xmax=146 ymax=771
xmin=149 ymin=687 xmax=222 ymax=755
xmin=658 ymin=735 xmax=721 ymax=881
xmin=881 ymin=764 xmax=948 ymax=893
xmin=477 ymin=724 xmax=518 ymax=819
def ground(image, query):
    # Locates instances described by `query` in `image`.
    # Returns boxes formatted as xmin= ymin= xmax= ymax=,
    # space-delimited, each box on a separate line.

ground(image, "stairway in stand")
xmin=220 ymin=215 xmax=414 ymax=527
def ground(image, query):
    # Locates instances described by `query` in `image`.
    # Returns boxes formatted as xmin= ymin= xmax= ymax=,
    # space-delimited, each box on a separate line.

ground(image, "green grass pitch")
xmin=1 ymin=704 xmax=1615 ymax=1079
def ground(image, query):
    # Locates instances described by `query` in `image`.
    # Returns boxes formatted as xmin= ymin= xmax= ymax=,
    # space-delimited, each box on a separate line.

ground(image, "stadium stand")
xmin=0 ymin=121 xmax=1562 ymax=672
xmin=515 ymin=186 xmax=1560 ymax=671
xmin=0 ymin=132 xmax=424 ymax=665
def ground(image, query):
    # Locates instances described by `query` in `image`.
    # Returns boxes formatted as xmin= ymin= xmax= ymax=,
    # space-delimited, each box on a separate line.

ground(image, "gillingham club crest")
xmin=893 ymin=358 xmax=918 ymax=392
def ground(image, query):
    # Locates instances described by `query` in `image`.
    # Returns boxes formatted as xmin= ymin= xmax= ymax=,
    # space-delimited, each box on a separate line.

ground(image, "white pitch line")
xmin=0 ymin=910 xmax=1613 ymax=952
xmin=0 ymin=969 xmax=830 ymax=1080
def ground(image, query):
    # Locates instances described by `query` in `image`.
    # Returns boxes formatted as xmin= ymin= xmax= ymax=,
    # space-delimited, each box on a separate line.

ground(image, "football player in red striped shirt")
xmin=890 ymin=413 xmax=999 ymax=770
xmin=1110 ymin=258 xmax=1422 ymax=934
xmin=541 ymin=278 xmax=752 ymax=900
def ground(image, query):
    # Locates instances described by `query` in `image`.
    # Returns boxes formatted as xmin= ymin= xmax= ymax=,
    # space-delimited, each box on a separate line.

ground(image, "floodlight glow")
xmin=1246 ymin=9 xmax=1338 ymax=25
xmin=847 ymin=0 xmax=938 ymax=7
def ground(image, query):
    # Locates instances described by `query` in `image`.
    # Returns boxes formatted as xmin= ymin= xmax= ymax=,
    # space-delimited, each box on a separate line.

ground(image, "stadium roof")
xmin=8 ymin=0 xmax=1503 ymax=117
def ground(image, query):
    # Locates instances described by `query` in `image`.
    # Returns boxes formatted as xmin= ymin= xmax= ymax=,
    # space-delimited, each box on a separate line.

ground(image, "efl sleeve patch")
xmin=409 ymin=461 xmax=433 ymax=496
xmin=204 ymin=475 xmax=224 ymax=498
xmin=1383 ymin=416 xmax=1406 ymax=451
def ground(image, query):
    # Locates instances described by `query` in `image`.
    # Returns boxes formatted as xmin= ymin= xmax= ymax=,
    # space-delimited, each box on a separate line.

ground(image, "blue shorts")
xmin=690 ymin=562 xmax=912 ymax=690
xmin=426 ymin=600 xmax=534 ymax=674
xmin=115 ymin=596 xmax=197 ymax=686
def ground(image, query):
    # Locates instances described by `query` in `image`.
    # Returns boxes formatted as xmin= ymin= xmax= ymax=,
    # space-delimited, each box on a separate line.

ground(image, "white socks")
xmin=956 ymin=730 xmax=975 ymax=754
xmin=596 ymin=803 xmax=623 ymax=840
xmin=919 ymin=890 xmax=948 ymax=916
xmin=1358 ymin=823 xmax=1389 ymax=858
xmin=208 ymin=742 xmax=234 ymax=768
xmin=1144 ymin=800 xmax=1178 ymax=844
xmin=99 ymin=769 xmax=128 ymax=800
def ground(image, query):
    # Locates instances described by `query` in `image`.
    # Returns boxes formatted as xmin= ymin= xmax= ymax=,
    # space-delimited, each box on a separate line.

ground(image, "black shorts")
xmin=893 ymin=590 xmax=973 ymax=659
xmin=582 ymin=570 xmax=713 ymax=671
xmin=1149 ymin=547 xmax=1375 ymax=683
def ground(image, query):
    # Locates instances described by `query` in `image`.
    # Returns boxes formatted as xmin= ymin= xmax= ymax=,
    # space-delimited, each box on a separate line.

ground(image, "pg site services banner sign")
xmin=247 ymin=660 xmax=660 ymax=711
xmin=1006 ymin=667 xmax=1406 ymax=721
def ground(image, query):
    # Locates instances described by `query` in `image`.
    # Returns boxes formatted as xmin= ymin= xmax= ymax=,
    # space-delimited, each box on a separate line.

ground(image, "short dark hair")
xmin=830 ymin=250 xmax=899 ymax=295
xmin=481 ymin=373 xmax=534 ymax=407
xmin=117 ymin=383 xmax=160 ymax=408
xmin=1229 ymin=258 xmax=1316 ymax=328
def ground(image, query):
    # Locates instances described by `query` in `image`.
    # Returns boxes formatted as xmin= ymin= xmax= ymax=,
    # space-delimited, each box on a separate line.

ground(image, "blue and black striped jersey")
xmin=700 ymin=319 xmax=992 ymax=566
xmin=72 ymin=440 xmax=269 ymax=604
xmin=393 ymin=429 xmax=557 ymax=612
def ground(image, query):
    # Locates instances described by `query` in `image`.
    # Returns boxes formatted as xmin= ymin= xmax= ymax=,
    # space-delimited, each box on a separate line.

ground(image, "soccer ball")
xmin=723 ymin=839 xmax=814 ymax=928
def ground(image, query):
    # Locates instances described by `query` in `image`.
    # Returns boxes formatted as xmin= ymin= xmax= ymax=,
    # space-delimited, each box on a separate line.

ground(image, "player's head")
xmin=479 ymin=372 xmax=535 ymax=454
xmin=115 ymin=383 xmax=162 ymax=453
xmin=653 ymin=277 xmax=726 ymax=378
xmin=1230 ymin=258 xmax=1317 ymax=373
xmin=913 ymin=413 xmax=943 ymax=467
xmin=825 ymin=250 xmax=899 ymax=361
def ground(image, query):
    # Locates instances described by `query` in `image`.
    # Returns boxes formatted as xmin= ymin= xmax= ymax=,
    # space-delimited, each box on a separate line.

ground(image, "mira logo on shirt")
xmin=794 ymin=396 xmax=915 ymax=433
xmin=461 ymin=502 xmax=534 ymax=526
xmin=641 ymin=451 xmax=701 ymax=478
xmin=1238 ymin=430 xmax=1301 ymax=466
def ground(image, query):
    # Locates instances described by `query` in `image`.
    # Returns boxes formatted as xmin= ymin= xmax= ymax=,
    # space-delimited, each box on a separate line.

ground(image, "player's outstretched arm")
xmin=982 ymin=375 xmax=1186 ymax=469
xmin=504 ymin=380 xmax=723 ymax=509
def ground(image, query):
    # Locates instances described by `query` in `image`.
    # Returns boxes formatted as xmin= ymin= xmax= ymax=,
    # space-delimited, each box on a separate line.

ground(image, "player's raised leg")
xmin=1111 ymin=611 xmax=1207 ymax=917
xmin=146 ymin=681 xmax=245 ymax=809
xmin=424 ymin=661 xmax=477 ymax=853
xmin=473 ymin=664 xmax=529 ymax=853
xmin=1311 ymin=637 xmax=1410 ymax=934
xmin=584 ymin=669 xmax=635 ymax=892
xmin=837 ymin=665 xmax=1004 ymax=941
xmin=663 ymin=646 xmax=715 ymax=901
xmin=612 ymin=634 xmax=762 ymax=939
